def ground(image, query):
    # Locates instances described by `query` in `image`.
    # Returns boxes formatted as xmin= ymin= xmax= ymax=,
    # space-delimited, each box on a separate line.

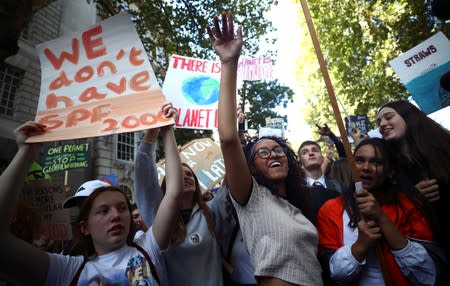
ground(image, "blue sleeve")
xmin=329 ymin=245 xmax=364 ymax=284
xmin=393 ymin=239 xmax=436 ymax=286
xmin=134 ymin=141 xmax=164 ymax=226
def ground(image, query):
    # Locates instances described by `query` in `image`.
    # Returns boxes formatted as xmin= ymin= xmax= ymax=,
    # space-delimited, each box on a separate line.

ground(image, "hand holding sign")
xmin=29 ymin=12 xmax=170 ymax=142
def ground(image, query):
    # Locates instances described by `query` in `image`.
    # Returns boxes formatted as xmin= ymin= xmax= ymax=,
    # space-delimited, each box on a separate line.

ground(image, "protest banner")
xmin=162 ymin=54 xmax=273 ymax=130
xmin=20 ymin=180 xmax=71 ymax=240
xmin=156 ymin=138 xmax=224 ymax=192
xmin=28 ymin=12 xmax=171 ymax=142
xmin=389 ymin=32 xmax=450 ymax=114
xmin=41 ymin=142 xmax=91 ymax=174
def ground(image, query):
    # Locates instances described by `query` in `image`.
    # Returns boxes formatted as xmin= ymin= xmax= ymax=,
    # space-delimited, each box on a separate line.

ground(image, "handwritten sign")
xmin=237 ymin=56 xmax=274 ymax=82
xmin=20 ymin=180 xmax=71 ymax=240
xmin=344 ymin=115 xmax=369 ymax=135
xmin=29 ymin=12 xmax=171 ymax=142
xmin=389 ymin=32 xmax=450 ymax=114
xmin=156 ymin=138 xmax=224 ymax=192
xmin=41 ymin=142 xmax=90 ymax=173
xmin=162 ymin=54 xmax=273 ymax=130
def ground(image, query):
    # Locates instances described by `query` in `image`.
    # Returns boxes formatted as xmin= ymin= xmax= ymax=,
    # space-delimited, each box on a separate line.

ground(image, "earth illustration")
xmin=181 ymin=76 xmax=220 ymax=105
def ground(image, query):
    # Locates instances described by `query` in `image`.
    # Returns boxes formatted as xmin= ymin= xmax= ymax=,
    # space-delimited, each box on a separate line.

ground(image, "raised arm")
xmin=135 ymin=126 xmax=163 ymax=227
xmin=0 ymin=122 xmax=50 ymax=285
xmin=207 ymin=12 xmax=251 ymax=204
xmin=317 ymin=124 xmax=346 ymax=158
xmin=151 ymin=104 xmax=183 ymax=249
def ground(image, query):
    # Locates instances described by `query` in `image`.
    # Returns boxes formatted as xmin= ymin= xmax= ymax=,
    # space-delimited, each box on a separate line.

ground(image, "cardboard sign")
xmin=41 ymin=142 xmax=90 ymax=173
xmin=29 ymin=12 xmax=171 ymax=142
xmin=389 ymin=32 xmax=450 ymax=114
xmin=20 ymin=180 xmax=71 ymax=240
xmin=156 ymin=138 xmax=224 ymax=192
xmin=162 ymin=54 xmax=273 ymax=130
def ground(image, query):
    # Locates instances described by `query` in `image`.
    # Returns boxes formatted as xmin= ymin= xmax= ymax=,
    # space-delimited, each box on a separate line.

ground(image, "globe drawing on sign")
xmin=181 ymin=76 xmax=219 ymax=105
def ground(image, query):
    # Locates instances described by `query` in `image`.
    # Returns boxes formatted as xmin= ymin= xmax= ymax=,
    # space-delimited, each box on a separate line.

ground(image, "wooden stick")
xmin=300 ymin=0 xmax=360 ymax=181
xmin=300 ymin=4 xmax=394 ymax=285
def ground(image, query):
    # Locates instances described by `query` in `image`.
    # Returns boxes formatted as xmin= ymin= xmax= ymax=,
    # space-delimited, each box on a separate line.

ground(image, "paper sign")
xmin=389 ymin=32 xmax=450 ymax=114
xmin=162 ymin=54 xmax=272 ymax=130
xmin=156 ymin=138 xmax=224 ymax=192
xmin=29 ymin=12 xmax=171 ymax=142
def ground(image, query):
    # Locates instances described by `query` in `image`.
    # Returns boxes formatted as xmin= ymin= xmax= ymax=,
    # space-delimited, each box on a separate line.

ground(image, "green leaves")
xmin=295 ymin=0 xmax=450 ymax=136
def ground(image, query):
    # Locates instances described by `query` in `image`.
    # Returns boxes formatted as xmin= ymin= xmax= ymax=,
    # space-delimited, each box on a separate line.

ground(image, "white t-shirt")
xmin=45 ymin=227 xmax=166 ymax=286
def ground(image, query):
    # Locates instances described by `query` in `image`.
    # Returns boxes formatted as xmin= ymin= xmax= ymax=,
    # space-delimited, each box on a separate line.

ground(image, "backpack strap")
xmin=70 ymin=258 xmax=87 ymax=286
xmin=133 ymin=243 xmax=161 ymax=285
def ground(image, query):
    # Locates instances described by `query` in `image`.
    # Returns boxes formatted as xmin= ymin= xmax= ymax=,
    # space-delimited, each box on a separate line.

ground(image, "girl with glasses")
xmin=207 ymin=13 xmax=322 ymax=286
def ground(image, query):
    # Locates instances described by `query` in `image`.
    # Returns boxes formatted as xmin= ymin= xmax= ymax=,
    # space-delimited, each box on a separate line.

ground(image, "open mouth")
xmin=269 ymin=162 xmax=281 ymax=168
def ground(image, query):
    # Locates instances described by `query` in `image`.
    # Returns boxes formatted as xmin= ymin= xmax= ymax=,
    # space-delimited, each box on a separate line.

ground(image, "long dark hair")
xmin=379 ymin=100 xmax=450 ymax=185
xmin=70 ymin=186 xmax=136 ymax=258
xmin=343 ymin=138 xmax=439 ymax=237
xmin=246 ymin=136 xmax=312 ymax=219
xmin=161 ymin=163 xmax=215 ymax=244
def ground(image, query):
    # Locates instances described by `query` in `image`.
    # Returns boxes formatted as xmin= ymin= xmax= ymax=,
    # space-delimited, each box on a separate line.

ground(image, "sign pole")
xmin=64 ymin=170 xmax=68 ymax=186
xmin=299 ymin=3 xmax=394 ymax=284
xmin=300 ymin=0 xmax=360 ymax=182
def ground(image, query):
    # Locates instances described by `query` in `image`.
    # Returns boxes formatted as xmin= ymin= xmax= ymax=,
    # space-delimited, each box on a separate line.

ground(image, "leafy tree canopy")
xmin=239 ymin=80 xmax=294 ymax=130
xmin=95 ymin=0 xmax=295 ymax=148
xmin=294 ymin=0 xmax=450 ymax=139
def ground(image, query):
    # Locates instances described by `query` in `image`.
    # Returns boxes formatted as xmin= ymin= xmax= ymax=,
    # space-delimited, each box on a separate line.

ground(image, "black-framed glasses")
xmin=253 ymin=146 xmax=285 ymax=159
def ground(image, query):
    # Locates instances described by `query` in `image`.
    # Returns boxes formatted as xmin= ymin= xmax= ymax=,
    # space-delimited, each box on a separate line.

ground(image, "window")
xmin=0 ymin=64 xmax=23 ymax=116
xmin=115 ymin=132 xmax=141 ymax=162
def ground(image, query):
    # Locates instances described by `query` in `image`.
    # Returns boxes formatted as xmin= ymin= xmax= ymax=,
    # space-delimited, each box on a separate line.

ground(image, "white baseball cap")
xmin=63 ymin=180 xmax=110 ymax=208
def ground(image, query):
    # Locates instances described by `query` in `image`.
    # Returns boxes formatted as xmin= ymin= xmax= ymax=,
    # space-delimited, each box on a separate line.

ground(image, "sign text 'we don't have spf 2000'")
xmin=29 ymin=12 xmax=170 ymax=143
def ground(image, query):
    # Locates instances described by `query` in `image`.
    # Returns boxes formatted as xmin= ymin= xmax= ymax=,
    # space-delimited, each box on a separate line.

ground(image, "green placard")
xmin=42 ymin=143 xmax=90 ymax=174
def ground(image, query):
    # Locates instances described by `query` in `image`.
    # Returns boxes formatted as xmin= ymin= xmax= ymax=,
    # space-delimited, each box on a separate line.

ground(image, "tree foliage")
xmin=294 ymin=0 xmax=450 ymax=136
xmin=95 ymin=0 xmax=296 ymax=146
xmin=239 ymin=80 xmax=294 ymax=129
xmin=99 ymin=0 xmax=277 ymax=77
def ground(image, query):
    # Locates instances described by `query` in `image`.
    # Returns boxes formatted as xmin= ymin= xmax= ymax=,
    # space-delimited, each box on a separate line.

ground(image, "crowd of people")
xmin=0 ymin=12 xmax=448 ymax=286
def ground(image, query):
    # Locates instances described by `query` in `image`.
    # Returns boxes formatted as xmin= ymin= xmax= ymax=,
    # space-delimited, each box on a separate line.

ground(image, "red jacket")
xmin=317 ymin=194 xmax=434 ymax=285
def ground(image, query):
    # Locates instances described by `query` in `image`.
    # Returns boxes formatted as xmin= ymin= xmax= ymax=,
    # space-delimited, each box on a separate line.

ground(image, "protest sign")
xmin=29 ymin=12 xmax=171 ymax=142
xmin=156 ymin=138 xmax=224 ymax=192
xmin=258 ymin=127 xmax=283 ymax=138
xmin=344 ymin=115 xmax=369 ymax=136
xmin=389 ymin=32 xmax=450 ymax=114
xmin=41 ymin=142 xmax=90 ymax=174
xmin=265 ymin=117 xmax=285 ymax=130
xmin=260 ymin=117 xmax=285 ymax=138
xmin=162 ymin=54 xmax=273 ymax=130
xmin=20 ymin=180 xmax=71 ymax=240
